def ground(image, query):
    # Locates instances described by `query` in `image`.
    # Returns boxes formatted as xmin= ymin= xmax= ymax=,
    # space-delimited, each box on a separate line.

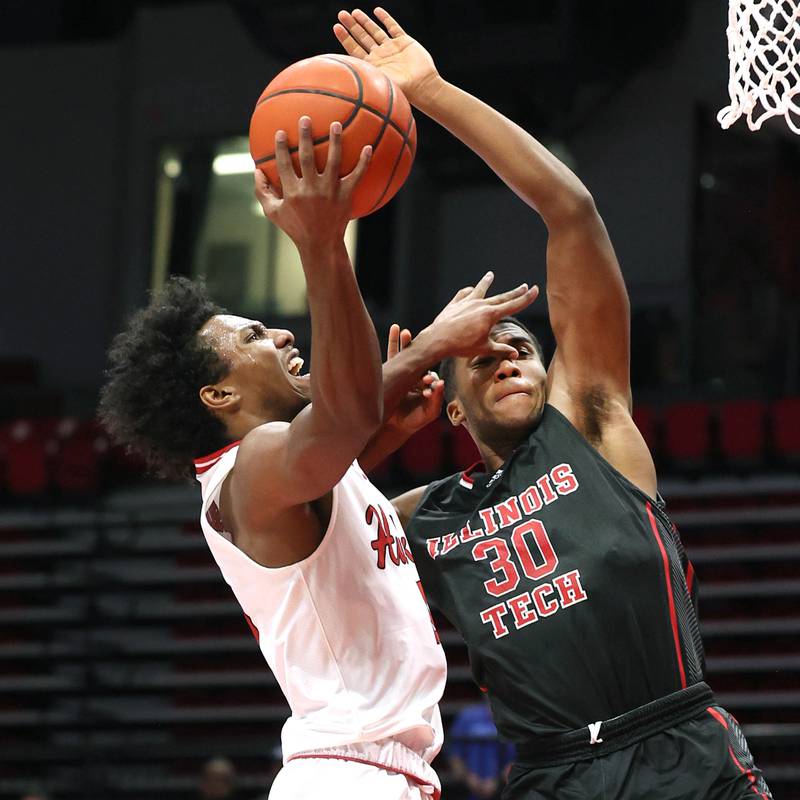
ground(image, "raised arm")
xmin=334 ymin=7 xmax=631 ymax=416
xmin=228 ymin=118 xmax=380 ymax=531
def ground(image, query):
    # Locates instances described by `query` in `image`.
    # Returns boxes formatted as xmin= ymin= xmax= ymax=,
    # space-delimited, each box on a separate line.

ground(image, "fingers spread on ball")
xmin=323 ymin=121 xmax=343 ymax=180
xmin=297 ymin=116 xmax=316 ymax=178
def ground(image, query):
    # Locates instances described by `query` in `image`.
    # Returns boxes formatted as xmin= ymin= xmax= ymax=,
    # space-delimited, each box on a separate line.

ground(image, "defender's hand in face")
xmin=334 ymin=8 xmax=440 ymax=106
xmin=425 ymin=272 xmax=539 ymax=360
xmin=253 ymin=116 xmax=372 ymax=251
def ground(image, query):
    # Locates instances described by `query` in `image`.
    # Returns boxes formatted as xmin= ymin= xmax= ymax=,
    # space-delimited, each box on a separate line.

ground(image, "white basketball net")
xmin=718 ymin=0 xmax=800 ymax=133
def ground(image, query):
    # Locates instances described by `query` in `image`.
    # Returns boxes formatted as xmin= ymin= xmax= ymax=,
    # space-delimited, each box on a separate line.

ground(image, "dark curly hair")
xmin=98 ymin=277 xmax=233 ymax=480
xmin=439 ymin=316 xmax=544 ymax=404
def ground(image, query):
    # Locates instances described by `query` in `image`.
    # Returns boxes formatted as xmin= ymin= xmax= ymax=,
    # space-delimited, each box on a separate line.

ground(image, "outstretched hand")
xmin=254 ymin=115 xmax=371 ymax=251
xmin=425 ymin=272 xmax=540 ymax=360
xmin=385 ymin=324 xmax=444 ymax=435
xmin=333 ymin=7 xmax=440 ymax=105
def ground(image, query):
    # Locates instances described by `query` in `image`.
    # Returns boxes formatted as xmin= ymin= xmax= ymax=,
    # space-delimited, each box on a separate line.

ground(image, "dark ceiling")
xmin=2 ymin=0 xmax=690 ymax=173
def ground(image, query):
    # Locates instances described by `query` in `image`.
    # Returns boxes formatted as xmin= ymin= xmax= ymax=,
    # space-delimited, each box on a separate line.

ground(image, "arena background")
xmin=1 ymin=0 xmax=798 ymax=797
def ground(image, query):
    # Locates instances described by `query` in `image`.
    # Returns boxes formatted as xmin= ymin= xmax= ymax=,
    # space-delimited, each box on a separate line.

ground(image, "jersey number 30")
xmin=471 ymin=519 xmax=558 ymax=597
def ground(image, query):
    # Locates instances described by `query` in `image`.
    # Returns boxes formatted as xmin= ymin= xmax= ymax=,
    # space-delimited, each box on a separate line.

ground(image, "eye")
xmin=247 ymin=329 xmax=264 ymax=342
xmin=472 ymin=357 xmax=492 ymax=369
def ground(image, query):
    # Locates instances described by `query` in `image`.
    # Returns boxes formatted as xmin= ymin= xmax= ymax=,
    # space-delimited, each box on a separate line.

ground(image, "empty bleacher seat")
xmin=449 ymin=424 xmax=480 ymax=472
xmin=718 ymin=400 xmax=767 ymax=465
xmin=51 ymin=418 xmax=109 ymax=497
xmin=632 ymin=404 xmax=659 ymax=456
xmin=663 ymin=401 xmax=712 ymax=467
xmin=2 ymin=419 xmax=51 ymax=497
xmin=398 ymin=420 xmax=446 ymax=479
xmin=772 ymin=397 xmax=800 ymax=462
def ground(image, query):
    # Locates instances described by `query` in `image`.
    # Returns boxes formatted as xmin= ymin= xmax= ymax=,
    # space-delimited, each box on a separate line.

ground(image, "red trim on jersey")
xmin=460 ymin=461 xmax=486 ymax=484
xmin=686 ymin=561 xmax=695 ymax=594
xmin=706 ymin=708 xmax=768 ymax=799
xmin=194 ymin=440 xmax=241 ymax=474
xmin=646 ymin=501 xmax=687 ymax=689
xmin=287 ymin=753 xmax=440 ymax=800
xmin=706 ymin=706 xmax=728 ymax=728
xmin=243 ymin=612 xmax=260 ymax=643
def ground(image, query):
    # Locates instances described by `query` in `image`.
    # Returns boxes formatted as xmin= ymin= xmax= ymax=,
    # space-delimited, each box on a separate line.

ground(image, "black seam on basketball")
xmin=366 ymin=112 xmax=415 ymax=214
xmin=257 ymin=88 xmax=409 ymax=141
xmin=253 ymin=57 xmax=415 ymax=169
xmin=369 ymin=74 xmax=394 ymax=156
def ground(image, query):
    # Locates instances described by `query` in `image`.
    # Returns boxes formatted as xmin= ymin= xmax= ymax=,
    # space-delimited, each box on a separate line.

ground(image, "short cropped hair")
xmin=439 ymin=316 xmax=544 ymax=404
xmin=98 ymin=277 xmax=231 ymax=480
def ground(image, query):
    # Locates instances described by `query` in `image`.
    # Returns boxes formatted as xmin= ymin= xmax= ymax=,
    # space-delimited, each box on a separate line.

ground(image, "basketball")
xmin=249 ymin=54 xmax=417 ymax=219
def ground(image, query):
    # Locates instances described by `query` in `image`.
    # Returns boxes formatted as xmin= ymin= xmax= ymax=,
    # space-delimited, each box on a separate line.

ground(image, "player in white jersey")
xmin=100 ymin=116 xmax=537 ymax=798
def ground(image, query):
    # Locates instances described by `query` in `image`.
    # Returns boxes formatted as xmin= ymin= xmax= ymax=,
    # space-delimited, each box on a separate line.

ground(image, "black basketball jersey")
xmin=406 ymin=405 xmax=705 ymax=743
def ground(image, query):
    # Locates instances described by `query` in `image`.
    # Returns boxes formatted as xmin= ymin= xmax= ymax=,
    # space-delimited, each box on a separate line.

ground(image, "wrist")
xmin=297 ymin=236 xmax=348 ymax=267
xmin=408 ymin=73 xmax=447 ymax=112
xmin=411 ymin=325 xmax=449 ymax=365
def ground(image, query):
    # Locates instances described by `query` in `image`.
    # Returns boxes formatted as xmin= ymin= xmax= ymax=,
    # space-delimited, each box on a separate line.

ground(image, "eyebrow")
xmin=240 ymin=322 xmax=266 ymax=337
xmin=494 ymin=333 xmax=535 ymax=348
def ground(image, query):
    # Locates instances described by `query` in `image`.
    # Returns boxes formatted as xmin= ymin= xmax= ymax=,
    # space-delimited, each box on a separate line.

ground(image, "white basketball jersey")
xmin=195 ymin=441 xmax=446 ymax=761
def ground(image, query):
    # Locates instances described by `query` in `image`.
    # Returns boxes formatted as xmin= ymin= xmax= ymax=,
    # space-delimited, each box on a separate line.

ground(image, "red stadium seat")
xmin=772 ymin=396 xmax=800 ymax=461
xmin=449 ymin=424 xmax=480 ymax=471
xmin=662 ymin=401 xmax=712 ymax=466
xmin=398 ymin=420 xmax=446 ymax=479
xmin=52 ymin=419 xmax=109 ymax=496
xmin=718 ymin=400 xmax=767 ymax=464
xmin=632 ymin=404 xmax=659 ymax=456
xmin=3 ymin=419 xmax=50 ymax=497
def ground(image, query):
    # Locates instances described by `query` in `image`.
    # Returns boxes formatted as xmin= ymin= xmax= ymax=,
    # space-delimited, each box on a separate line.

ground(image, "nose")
xmin=270 ymin=328 xmax=295 ymax=349
xmin=494 ymin=359 xmax=521 ymax=382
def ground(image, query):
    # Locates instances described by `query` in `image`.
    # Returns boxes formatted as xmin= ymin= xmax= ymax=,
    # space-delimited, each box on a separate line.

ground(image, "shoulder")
xmin=406 ymin=471 xmax=469 ymax=529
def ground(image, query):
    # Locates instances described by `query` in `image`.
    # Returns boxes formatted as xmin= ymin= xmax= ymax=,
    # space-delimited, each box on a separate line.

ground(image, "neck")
xmin=225 ymin=409 xmax=275 ymax=442
xmin=476 ymin=436 xmax=519 ymax=473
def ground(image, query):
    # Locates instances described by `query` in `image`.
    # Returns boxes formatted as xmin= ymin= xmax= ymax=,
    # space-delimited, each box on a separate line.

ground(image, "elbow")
xmin=546 ymin=188 xmax=598 ymax=227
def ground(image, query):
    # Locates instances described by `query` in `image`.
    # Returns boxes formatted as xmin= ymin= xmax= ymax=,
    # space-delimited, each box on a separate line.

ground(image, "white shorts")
xmin=270 ymin=738 xmax=440 ymax=800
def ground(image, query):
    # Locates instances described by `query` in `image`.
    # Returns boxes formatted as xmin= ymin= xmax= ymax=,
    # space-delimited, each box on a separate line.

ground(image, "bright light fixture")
xmin=213 ymin=153 xmax=255 ymax=176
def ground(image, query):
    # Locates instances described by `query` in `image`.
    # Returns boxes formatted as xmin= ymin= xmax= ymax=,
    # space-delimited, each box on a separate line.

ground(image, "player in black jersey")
xmin=336 ymin=8 xmax=772 ymax=799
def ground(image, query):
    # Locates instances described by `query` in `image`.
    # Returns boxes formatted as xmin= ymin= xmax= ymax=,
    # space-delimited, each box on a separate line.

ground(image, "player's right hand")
xmin=253 ymin=115 xmax=371 ymax=250
xmin=423 ymin=272 xmax=539 ymax=360
xmin=333 ymin=8 xmax=441 ymax=106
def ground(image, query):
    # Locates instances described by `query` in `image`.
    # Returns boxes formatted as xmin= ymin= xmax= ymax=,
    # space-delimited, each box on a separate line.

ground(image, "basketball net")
xmin=718 ymin=0 xmax=800 ymax=133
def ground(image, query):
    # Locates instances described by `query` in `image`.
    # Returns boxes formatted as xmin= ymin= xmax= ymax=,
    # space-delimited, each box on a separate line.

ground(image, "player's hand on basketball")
xmin=384 ymin=323 xmax=444 ymax=434
xmin=253 ymin=115 xmax=371 ymax=248
xmin=424 ymin=271 xmax=539 ymax=359
xmin=334 ymin=8 xmax=440 ymax=105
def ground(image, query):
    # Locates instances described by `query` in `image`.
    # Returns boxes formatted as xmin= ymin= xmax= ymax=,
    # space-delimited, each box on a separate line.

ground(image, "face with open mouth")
xmin=199 ymin=314 xmax=311 ymax=424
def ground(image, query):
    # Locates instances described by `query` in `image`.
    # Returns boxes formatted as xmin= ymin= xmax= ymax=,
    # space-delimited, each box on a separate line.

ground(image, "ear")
xmin=199 ymin=384 xmax=240 ymax=415
xmin=446 ymin=398 xmax=465 ymax=427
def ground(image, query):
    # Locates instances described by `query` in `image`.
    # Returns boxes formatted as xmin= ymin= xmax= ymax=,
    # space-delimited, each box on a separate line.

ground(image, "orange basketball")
xmin=249 ymin=54 xmax=417 ymax=219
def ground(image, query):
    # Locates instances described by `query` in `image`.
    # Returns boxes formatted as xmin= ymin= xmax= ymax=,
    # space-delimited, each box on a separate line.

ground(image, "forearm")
xmin=358 ymin=423 xmax=410 ymax=474
xmin=359 ymin=328 xmax=444 ymax=472
xmin=301 ymin=239 xmax=382 ymax=431
xmin=380 ymin=326 xmax=444 ymax=418
xmin=413 ymin=78 xmax=591 ymax=224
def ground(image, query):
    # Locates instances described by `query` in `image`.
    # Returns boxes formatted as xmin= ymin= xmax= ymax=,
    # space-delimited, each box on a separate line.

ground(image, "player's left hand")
xmin=384 ymin=323 xmax=444 ymax=434
xmin=334 ymin=8 xmax=440 ymax=106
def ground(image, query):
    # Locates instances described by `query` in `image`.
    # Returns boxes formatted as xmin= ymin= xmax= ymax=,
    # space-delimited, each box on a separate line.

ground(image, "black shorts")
xmin=503 ymin=706 xmax=772 ymax=800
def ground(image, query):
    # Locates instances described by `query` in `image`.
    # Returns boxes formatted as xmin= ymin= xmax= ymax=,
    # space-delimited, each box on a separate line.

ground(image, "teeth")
xmin=288 ymin=356 xmax=304 ymax=376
